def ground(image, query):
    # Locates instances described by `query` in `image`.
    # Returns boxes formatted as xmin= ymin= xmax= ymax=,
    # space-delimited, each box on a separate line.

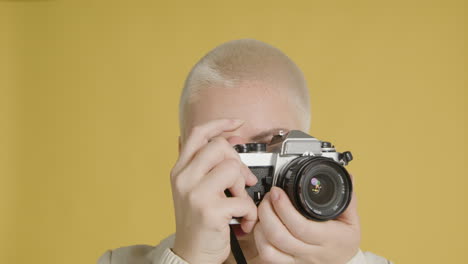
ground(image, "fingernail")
xmin=243 ymin=166 xmax=256 ymax=183
xmin=251 ymin=173 xmax=258 ymax=183
xmin=271 ymin=188 xmax=280 ymax=201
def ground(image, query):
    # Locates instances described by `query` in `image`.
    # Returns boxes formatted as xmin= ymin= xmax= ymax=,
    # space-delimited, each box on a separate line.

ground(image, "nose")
xmin=227 ymin=136 xmax=248 ymax=146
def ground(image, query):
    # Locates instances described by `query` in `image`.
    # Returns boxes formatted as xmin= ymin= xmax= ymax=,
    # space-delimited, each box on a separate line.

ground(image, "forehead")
xmin=185 ymin=83 xmax=304 ymax=141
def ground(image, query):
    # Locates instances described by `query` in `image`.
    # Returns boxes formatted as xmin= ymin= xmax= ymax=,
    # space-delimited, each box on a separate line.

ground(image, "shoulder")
xmin=97 ymin=244 xmax=156 ymax=264
xmin=363 ymin=251 xmax=394 ymax=264
xmin=347 ymin=249 xmax=393 ymax=264
xmin=97 ymin=234 xmax=176 ymax=264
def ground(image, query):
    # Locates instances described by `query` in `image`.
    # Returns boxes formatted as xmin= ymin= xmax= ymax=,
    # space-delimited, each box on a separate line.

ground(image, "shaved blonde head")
xmin=179 ymin=39 xmax=311 ymax=135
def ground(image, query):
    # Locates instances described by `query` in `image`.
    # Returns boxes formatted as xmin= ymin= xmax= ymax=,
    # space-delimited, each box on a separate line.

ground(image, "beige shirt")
xmin=97 ymin=234 xmax=392 ymax=264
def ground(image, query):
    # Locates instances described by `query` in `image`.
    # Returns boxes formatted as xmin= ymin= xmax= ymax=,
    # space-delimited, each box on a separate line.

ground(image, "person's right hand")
xmin=171 ymin=119 xmax=258 ymax=264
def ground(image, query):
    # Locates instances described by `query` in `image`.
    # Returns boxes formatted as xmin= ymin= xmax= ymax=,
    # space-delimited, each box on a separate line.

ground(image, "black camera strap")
xmin=229 ymin=225 xmax=247 ymax=264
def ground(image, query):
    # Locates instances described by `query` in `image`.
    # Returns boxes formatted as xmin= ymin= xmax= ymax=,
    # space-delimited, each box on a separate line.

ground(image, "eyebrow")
xmin=250 ymin=128 xmax=290 ymax=142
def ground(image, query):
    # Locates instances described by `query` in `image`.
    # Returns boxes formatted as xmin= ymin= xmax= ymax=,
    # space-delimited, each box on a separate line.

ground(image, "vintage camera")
xmin=233 ymin=130 xmax=353 ymax=222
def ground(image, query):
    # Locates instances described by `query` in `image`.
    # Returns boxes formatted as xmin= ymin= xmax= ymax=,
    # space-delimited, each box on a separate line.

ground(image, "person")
xmin=98 ymin=39 xmax=392 ymax=264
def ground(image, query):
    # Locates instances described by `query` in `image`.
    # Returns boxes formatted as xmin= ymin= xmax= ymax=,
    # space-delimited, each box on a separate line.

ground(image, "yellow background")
xmin=1 ymin=0 xmax=466 ymax=263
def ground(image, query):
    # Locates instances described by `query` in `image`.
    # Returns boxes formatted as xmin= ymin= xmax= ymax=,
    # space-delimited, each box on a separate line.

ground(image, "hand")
xmin=251 ymin=186 xmax=361 ymax=264
xmin=171 ymin=119 xmax=258 ymax=264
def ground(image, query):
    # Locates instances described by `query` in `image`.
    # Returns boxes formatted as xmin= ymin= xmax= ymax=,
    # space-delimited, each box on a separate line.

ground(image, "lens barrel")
xmin=279 ymin=156 xmax=352 ymax=221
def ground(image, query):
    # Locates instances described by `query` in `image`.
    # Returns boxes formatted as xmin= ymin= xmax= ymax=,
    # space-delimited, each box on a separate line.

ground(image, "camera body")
xmin=232 ymin=130 xmax=353 ymax=222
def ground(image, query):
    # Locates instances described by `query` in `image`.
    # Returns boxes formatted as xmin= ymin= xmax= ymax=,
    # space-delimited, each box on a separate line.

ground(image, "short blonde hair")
xmin=179 ymin=39 xmax=311 ymax=133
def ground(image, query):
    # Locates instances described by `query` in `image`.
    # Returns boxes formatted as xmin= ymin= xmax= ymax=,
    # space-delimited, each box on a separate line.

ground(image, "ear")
xmin=178 ymin=136 xmax=182 ymax=154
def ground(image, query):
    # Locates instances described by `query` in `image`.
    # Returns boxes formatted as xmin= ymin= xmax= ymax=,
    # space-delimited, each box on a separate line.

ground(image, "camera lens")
xmin=279 ymin=157 xmax=352 ymax=221
xmin=306 ymin=173 xmax=336 ymax=207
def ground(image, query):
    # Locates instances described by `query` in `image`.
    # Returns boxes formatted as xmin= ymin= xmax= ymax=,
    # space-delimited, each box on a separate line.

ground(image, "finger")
xmin=242 ymin=165 xmax=258 ymax=186
xmin=335 ymin=174 xmax=360 ymax=226
xmin=257 ymin=193 xmax=306 ymax=254
xmin=219 ymin=196 xmax=257 ymax=233
xmin=269 ymin=187 xmax=329 ymax=245
xmin=252 ymin=223 xmax=295 ymax=264
xmin=180 ymin=137 xmax=257 ymax=187
xmin=197 ymin=159 xmax=248 ymax=197
xmin=193 ymin=137 xmax=257 ymax=184
xmin=173 ymin=119 xmax=244 ymax=174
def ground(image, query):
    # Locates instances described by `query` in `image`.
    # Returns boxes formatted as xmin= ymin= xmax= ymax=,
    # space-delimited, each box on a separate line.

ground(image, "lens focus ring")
xmin=278 ymin=157 xmax=352 ymax=221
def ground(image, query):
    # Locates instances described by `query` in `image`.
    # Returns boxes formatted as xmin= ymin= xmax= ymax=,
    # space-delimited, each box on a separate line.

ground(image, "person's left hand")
xmin=250 ymin=186 xmax=361 ymax=264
